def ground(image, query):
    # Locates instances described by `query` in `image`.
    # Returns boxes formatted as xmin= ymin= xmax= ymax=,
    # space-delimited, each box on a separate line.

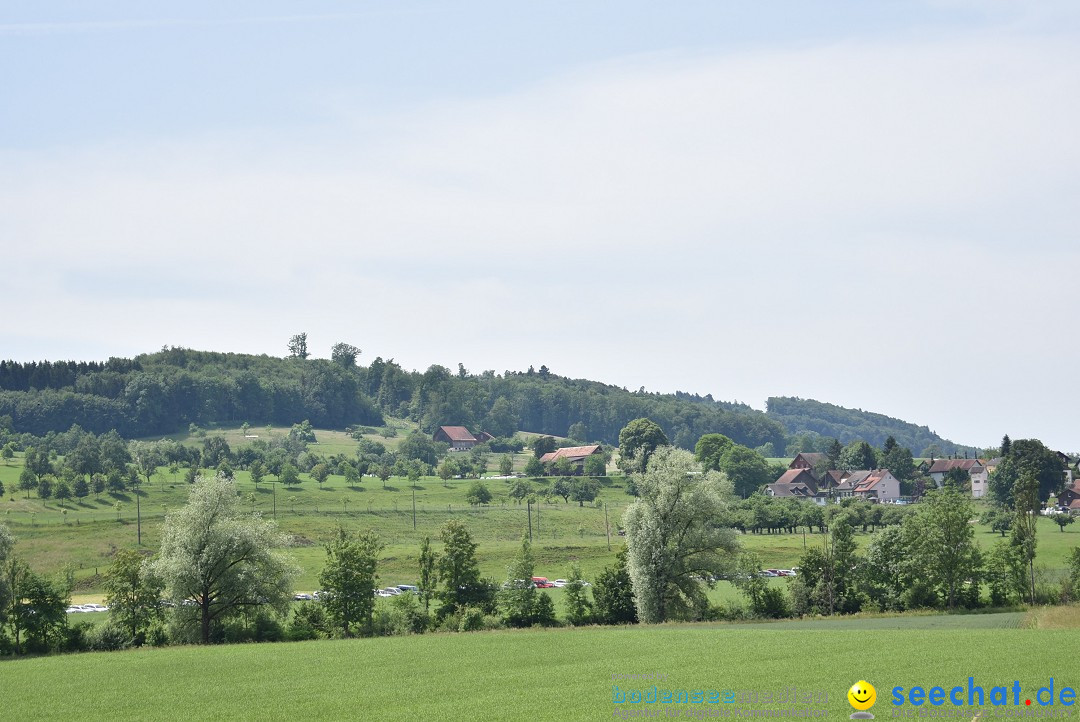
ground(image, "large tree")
xmin=499 ymin=536 xmax=555 ymax=628
xmin=592 ymin=547 xmax=637 ymax=624
xmin=623 ymin=446 xmax=738 ymax=623
xmin=694 ymin=433 xmax=734 ymax=472
xmin=330 ymin=342 xmax=361 ymax=368
xmin=617 ymin=418 xmax=669 ymax=474
xmin=716 ymin=445 xmax=772 ymax=498
xmin=319 ymin=527 xmax=383 ymax=637
xmin=287 ymin=332 xmax=310 ymax=359
xmin=987 ymin=439 xmax=1064 ymax=508
xmin=838 ymin=440 xmax=877 ymax=471
xmin=103 ymin=549 xmax=164 ymax=644
xmin=435 ymin=520 xmax=495 ymax=620
xmin=904 ymin=488 xmax=982 ymax=609
xmin=151 ymin=476 xmax=298 ymax=644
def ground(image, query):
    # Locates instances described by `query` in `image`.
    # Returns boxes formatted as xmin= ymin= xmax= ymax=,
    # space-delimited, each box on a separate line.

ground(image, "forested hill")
xmin=766 ymin=396 xmax=977 ymax=456
xmin=0 ymin=350 xmax=786 ymax=449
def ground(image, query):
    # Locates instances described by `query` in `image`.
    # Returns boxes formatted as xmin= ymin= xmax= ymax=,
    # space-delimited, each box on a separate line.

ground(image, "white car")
xmin=65 ymin=605 xmax=84 ymax=614
xmin=83 ymin=603 xmax=108 ymax=612
xmin=552 ymin=580 xmax=568 ymax=588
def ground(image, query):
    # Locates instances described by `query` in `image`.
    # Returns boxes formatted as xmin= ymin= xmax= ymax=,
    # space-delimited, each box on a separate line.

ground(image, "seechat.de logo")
xmin=849 ymin=680 xmax=877 ymax=719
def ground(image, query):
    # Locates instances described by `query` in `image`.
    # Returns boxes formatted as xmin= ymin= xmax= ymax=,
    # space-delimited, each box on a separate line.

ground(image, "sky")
xmin=1 ymin=1 xmax=1078 ymax=451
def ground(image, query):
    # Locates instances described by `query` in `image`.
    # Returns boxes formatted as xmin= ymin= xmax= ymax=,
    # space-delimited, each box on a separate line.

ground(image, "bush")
xmin=371 ymin=594 xmax=429 ymax=637
xmin=902 ymin=580 xmax=939 ymax=610
xmin=288 ymin=602 xmax=330 ymax=641
xmin=751 ymin=586 xmax=791 ymax=619
xmin=87 ymin=623 xmax=133 ymax=652
xmin=145 ymin=620 xmax=169 ymax=647
xmin=61 ymin=622 xmax=92 ymax=653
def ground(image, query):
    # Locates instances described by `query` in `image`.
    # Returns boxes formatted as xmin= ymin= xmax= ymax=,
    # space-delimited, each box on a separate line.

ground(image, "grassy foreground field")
xmin=4 ymin=620 xmax=1078 ymax=720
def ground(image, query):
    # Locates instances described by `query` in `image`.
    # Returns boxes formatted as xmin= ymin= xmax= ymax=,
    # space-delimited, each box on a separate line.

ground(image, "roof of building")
xmin=928 ymin=459 xmax=984 ymax=474
xmin=791 ymin=452 xmax=826 ymax=468
xmin=767 ymin=482 xmax=816 ymax=498
xmin=436 ymin=426 xmax=477 ymax=443
xmin=773 ymin=468 xmax=818 ymax=494
xmin=853 ymin=470 xmax=893 ymax=493
xmin=822 ymin=470 xmax=847 ymax=487
xmin=540 ymin=445 xmax=602 ymax=465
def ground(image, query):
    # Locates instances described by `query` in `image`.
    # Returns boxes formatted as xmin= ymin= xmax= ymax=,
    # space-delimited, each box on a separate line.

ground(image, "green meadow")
xmin=3 ymin=620 xmax=1078 ymax=720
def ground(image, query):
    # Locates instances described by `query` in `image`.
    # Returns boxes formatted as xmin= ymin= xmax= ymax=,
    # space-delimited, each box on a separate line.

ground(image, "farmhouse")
xmin=835 ymin=469 xmax=901 ymax=502
xmin=539 ymin=444 xmax=603 ymax=471
xmin=789 ymin=453 xmax=825 ymax=471
xmin=928 ymin=459 xmax=987 ymax=497
xmin=433 ymin=426 xmax=484 ymax=451
xmin=766 ymin=469 xmax=823 ymax=503
xmin=1058 ymin=481 xmax=1080 ymax=513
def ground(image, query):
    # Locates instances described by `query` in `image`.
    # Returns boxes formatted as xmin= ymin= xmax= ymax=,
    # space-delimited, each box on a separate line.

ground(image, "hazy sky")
xmin=2 ymin=1 xmax=1078 ymax=451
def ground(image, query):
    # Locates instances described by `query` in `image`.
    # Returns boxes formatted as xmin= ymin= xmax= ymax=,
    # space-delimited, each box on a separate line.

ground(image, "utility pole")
xmin=272 ymin=481 xmax=277 ymax=520
xmin=412 ymin=485 xmax=417 ymax=530
xmin=137 ymin=481 xmax=143 ymax=543
xmin=527 ymin=498 xmax=533 ymax=542
xmin=604 ymin=502 xmax=611 ymax=551
xmin=536 ymin=498 xmax=540 ymax=536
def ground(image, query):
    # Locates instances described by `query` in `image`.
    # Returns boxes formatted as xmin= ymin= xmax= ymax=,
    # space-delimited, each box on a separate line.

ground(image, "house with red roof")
xmin=538 ymin=444 xmax=603 ymax=472
xmin=835 ymin=469 xmax=900 ymax=502
xmin=766 ymin=468 xmax=824 ymax=503
xmin=433 ymin=426 xmax=482 ymax=451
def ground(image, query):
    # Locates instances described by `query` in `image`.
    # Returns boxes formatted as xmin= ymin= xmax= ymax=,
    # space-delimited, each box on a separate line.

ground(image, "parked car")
xmin=552 ymin=579 xmax=568 ymax=588
xmin=396 ymin=585 xmax=419 ymax=594
xmin=293 ymin=593 xmax=313 ymax=601
xmin=83 ymin=603 xmax=108 ymax=612
xmin=532 ymin=577 xmax=554 ymax=588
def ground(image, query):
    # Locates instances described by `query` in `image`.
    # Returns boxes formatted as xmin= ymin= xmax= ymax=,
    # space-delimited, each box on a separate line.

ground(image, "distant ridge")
xmin=766 ymin=396 xmax=978 ymax=456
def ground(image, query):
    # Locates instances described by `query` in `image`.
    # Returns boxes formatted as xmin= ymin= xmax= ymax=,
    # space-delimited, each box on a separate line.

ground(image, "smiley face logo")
xmin=848 ymin=680 xmax=877 ymax=712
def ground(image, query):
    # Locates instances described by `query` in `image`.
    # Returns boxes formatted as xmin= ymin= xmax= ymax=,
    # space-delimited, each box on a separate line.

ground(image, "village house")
xmin=432 ymin=425 xmax=490 ymax=451
xmin=835 ymin=469 xmax=901 ymax=502
xmin=789 ymin=453 xmax=826 ymax=472
xmin=765 ymin=468 xmax=824 ymax=504
xmin=1058 ymin=480 xmax=1080 ymax=513
xmin=928 ymin=459 xmax=987 ymax=498
xmin=538 ymin=444 xmax=603 ymax=472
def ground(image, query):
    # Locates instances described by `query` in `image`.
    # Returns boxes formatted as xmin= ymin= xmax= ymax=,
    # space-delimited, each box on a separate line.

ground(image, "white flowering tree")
xmin=152 ymin=475 xmax=298 ymax=643
xmin=623 ymin=446 xmax=739 ymax=623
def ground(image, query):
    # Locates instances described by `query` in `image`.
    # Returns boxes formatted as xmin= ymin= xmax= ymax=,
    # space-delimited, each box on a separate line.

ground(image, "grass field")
xmin=2 ymin=433 xmax=1078 ymax=613
xmin=3 ymin=618 xmax=1078 ymax=720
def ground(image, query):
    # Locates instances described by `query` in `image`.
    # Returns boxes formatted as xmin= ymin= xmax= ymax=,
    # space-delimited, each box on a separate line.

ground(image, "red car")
xmin=532 ymin=576 xmax=554 ymax=588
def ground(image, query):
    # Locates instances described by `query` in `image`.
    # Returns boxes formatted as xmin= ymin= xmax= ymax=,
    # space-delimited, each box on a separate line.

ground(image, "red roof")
xmin=773 ymin=469 xmax=818 ymax=493
xmin=540 ymin=445 xmax=602 ymax=464
xmin=790 ymin=453 xmax=825 ymax=469
xmin=853 ymin=470 xmax=893 ymax=493
xmin=437 ymin=426 xmax=477 ymax=443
